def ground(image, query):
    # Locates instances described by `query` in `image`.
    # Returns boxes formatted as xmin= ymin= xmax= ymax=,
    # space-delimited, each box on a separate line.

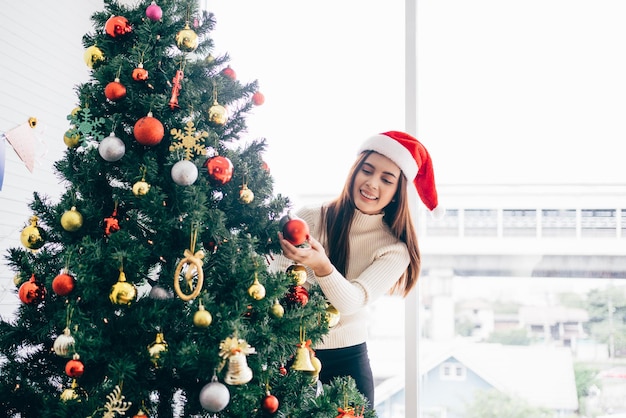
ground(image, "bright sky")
xmin=208 ymin=0 xmax=626 ymax=205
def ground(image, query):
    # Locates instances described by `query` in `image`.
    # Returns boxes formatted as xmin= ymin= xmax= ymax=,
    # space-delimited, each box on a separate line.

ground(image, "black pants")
xmin=315 ymin=342 xmax=375 ymax=408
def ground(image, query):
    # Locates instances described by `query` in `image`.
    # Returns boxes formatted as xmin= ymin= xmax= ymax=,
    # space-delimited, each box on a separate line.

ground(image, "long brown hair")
xmin=320 ymin=151 xmax=421 ymax=297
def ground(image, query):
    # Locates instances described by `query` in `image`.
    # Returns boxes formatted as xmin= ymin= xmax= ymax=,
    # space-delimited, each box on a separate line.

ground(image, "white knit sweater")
xmin=270 ymin=206 xmax=410 ymax=349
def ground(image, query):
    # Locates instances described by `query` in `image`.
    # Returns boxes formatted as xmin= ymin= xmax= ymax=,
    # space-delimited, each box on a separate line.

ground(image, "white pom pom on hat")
xmin=357 ymin=131 xmax=443 ymax=218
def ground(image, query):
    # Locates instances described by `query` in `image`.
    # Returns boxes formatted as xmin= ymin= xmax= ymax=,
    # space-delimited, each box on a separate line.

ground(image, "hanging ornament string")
xmin=66 ymin=303 xmax=74 ymax=330
xmin=173 ymin=223 xmax=205 ymax=301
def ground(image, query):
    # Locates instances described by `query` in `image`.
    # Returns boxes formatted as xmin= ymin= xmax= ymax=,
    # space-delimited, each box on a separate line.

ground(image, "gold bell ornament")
xmin=61 ymin=206 xmax=84 ymax=232
xmin=224 ymin=351 xmax=254 ymax=385
xmin=219 ymin=336 xmax=256 ymax=385
xmin=109 ymin=267 xmax=137 ymax=306
xmin=291 ymin=340 xmax=316 ymax=372
xmin=147 ymin=332 xmax=168 ymax=367
xmin=20 ymin=215 xmax=46 ymax=251
xmin=247 ymin=272 xmax=266 ymax=301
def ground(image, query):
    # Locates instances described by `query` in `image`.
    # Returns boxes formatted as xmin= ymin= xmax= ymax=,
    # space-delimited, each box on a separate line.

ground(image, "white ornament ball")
xmin=149 ymin=285 xmax=172 ymax=300
xmin=99 ymin=133 xmax=126 ymax=162
xmin=53 ymin=328 xmax=76 ymax=358
xmin=199 ymin=377 xmax=230 ymax=412
xmin=171 ymin=160 xmax=198 ymax=186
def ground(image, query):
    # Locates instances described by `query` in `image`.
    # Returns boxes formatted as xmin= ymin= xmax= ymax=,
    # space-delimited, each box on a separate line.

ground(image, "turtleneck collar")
xmin=352 ymin=208 xmax=386 ymax=232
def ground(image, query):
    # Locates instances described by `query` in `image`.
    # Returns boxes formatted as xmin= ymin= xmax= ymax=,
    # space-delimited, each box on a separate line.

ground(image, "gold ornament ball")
xmin=109 ymin=272 xmax=137 ymax=305
xmin=325 ymin=304 xmax=341 ymax=328
xmin=63 ymin=129 xmax=80 ymax=148
xmin=248 ymin=280 xmax=266 ymax=300
xmin=60 ymin=380 xmax=82 ymax=402
xmin=176 ymin=25 xmax=199 ymax=52
xmin=208 ymin=103 xmax=227 ymax=125
xmin=148 ymin=333 xmax=168 ymax=367
xmin=286 ymin=264 xmax=307 ymax=286
xmin=20 ymin=216 xmax=45 ymax=251
xmin=132 ymin=180 xmax=151 ymax=196
xmin=13 ymin=273 xmax=23 ymax=287
xmin=61 ymin=206 xmax=83 ymax=232
xmin=193 ymin=306 xmax=213 ymax=327
xmin=83 ymin=45 xmax=104 ymax=68
xmin=239 ymin=186 xmax=254 ymax=204
xmin=270 ymin=300 xmax=284 ymax=318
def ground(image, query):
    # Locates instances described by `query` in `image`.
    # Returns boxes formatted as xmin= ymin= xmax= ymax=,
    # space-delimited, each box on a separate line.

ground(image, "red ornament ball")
xmin=104 ymin=80 xmax=126 ymax=101
xmin=134 ymin=113 xmax=164 ymax=146
xmin=52 ymin=271 xmax=76 ymax=296
xmin=205 ymin=156 xmax=233 ymax=185
xmin=105 ymin=15 xmax=132 ymax=37
xmin=280 ymin=214 xmax=310 ymax=246
xmin=252 ymin=91 xmax=265 ymax=106
xmin=283 ymin=285 xmax=309 ymax=307
xmin=132 ymin=65 xmax=149 ymax=81
xmin=65 ymin=356 xmax=85 ymax=378
xmin=18 ymin=275 xmax=46 ymax=304
xmin=262 ymin=393 xmax=279 ymax=414
xmin=222 ymin=66 xmax=236 ymax=80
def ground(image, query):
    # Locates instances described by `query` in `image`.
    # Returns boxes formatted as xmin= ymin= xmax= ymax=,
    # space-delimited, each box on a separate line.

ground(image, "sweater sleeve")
xmin=315 ymin=243 xmax=409 ymax=315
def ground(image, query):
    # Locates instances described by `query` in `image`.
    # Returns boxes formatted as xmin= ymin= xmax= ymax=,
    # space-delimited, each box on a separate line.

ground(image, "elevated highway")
xmin=418 ymin=184 xmax=626 ymax=278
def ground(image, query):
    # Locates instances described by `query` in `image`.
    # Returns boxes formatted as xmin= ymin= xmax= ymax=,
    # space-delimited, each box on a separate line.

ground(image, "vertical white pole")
xmin=405 ymin=0 xmax=419 ymax=417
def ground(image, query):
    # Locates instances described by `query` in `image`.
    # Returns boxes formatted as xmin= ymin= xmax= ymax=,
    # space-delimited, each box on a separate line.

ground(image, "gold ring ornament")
xmin=174 ymin=226 xmax=205 ymax=301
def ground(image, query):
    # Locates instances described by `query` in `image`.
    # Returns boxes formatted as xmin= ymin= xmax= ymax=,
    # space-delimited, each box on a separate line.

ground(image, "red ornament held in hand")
xmin=280 ymin=214 xmax=310 ymax=246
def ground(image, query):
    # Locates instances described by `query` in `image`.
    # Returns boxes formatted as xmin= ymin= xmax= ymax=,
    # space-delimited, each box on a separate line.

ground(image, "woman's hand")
xmin=278 ymin=233 xmax=334 ymax=277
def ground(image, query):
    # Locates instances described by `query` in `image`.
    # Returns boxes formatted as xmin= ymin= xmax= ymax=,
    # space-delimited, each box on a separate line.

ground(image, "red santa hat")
xmin=357 ymin=131 xmax=443 ymax=217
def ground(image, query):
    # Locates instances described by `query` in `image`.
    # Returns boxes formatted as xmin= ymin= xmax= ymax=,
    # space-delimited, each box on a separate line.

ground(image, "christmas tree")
xmin=0 ymin=1 xmax=374 ymax=417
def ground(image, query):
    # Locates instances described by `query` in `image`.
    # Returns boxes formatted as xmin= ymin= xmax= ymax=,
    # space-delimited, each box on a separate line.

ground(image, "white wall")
xmin=0 ymin=1 xmax=407 ymax=318
xmin=0 ymin=0 xmax=104 ymax=318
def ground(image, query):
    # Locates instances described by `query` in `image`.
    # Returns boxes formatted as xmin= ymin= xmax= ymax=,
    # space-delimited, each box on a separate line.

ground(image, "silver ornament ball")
xmin=99 ymin=133 xmax=126 ymax=162
xmin=171 ymin=160 xmax=198 ymax=186
xmin=199 ymin=377 xmax=230 ymax=412
xmin=149 ymin=285 xmax=172 ymax=300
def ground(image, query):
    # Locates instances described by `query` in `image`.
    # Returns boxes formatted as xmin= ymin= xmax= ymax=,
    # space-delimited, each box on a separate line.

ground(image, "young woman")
xmin=271 ymin=131 xmax=441 ymax=408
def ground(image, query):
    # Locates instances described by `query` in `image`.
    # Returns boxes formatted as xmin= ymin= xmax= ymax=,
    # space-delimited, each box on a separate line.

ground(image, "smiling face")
xmin=352 ymin=152 xmax=402 ymax=215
